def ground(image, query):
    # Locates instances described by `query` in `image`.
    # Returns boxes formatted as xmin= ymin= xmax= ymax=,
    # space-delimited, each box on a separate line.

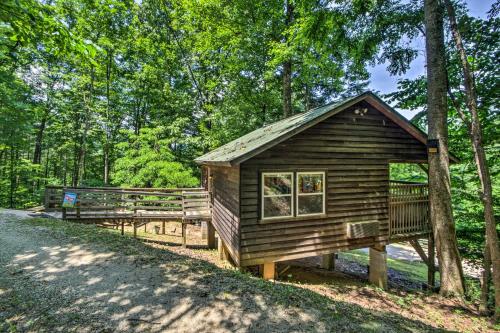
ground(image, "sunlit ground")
xmin=0 ymin=215 xmax=496 ymax=333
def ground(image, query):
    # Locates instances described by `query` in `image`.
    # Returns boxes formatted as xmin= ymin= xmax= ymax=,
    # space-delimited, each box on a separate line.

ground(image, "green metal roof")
xmin=195 ymin=91 xmax=431 ymax=166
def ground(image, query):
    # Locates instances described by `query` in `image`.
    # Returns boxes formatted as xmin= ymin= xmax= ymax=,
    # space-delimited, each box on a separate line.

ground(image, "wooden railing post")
xmin=76 ymin=193 xmax=81 ymax=219
xmin=44 ymin=187 xmax=50 ymax=210
xmin=61 ymin=187 xmax=67 ymax=219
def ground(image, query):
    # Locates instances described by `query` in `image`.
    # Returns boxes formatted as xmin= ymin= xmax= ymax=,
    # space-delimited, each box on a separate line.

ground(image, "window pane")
xmin=264 ymin=174 xmax=292 ymax=196
xmin=263 ymin=196 xmax=292 ymax=218
xmin=298 ymin=195 xmax=323 ymax=215
xmin=298 ymin=174 xmax=323 ymax=194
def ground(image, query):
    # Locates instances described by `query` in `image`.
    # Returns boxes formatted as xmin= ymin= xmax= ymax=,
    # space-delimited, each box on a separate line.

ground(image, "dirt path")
xmin=0 ymin=209 xmax=34 ymax=220
xmin=0 ymin=212 xmax=492 ymax=332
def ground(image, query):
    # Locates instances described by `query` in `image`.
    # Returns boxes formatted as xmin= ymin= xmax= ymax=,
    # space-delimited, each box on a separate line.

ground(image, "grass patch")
xmin=340 ymin=249 xmax=434 ymax=283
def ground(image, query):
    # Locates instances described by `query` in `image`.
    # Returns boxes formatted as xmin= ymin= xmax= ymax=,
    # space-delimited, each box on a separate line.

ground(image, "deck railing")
xmin=44 ymin=186 xmax=208 ymax=220
xmin=389 ymin=181 xmax=430 ymax=238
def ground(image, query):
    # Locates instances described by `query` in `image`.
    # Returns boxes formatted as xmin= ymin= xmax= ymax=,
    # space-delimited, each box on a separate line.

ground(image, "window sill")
xmin=259 ymin=213 xmax=328 ymax=224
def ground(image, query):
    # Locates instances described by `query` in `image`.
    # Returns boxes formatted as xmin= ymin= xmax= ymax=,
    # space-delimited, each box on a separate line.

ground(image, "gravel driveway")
xmin=0 ymin=211 xmax=449 ymax=332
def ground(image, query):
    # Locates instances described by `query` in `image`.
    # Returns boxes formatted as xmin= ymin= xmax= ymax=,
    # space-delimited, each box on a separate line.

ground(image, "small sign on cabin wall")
xmin=62 ymin=192 xmax=78 ymax=208
xmin=427 ymin=139 xmax=439 ymax=154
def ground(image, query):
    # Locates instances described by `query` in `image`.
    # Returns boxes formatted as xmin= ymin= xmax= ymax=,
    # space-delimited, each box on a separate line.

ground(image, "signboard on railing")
xmin=62 ymin=192 xmax=78 ymax=208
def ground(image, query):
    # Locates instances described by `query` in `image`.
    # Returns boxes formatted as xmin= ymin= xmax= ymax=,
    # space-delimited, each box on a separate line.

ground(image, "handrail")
xmin=389 ymin=182 xmax=430 ymax=238
xmin=45 ymin=185 xmax=203 ymax=191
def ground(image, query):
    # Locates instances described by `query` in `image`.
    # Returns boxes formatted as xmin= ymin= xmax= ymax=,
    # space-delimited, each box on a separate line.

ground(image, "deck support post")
xmin=181 ymin=223 xmax=187 ymax=248
xmin=121 ymin=221 xmax=124 ymax=235
xmin=369 ymin=245 xmax=388 ymax=290
xmin=144 ymin=224 xmax=147 ymax=233
xmin=428 ymin=233 xmax=436 ymax=288
xmin=262 ymin=262 xmax=276 ymax=280
xmin=207 ymin=222 xmax=216 ymax=249
xmin=320 ymin=253 xmax=335 ymax=270
xmin=218 ymin=237 xmax=229 ymax=261
xmin=133 ymin=223 xmax=137 ymax=238
xmin=201 ymin=221 xmax=208 ymax=240
xmin=410 ymin=238 xmax=437 ymax=289
xmin=162 ymin=221 xmax=165 ymax=235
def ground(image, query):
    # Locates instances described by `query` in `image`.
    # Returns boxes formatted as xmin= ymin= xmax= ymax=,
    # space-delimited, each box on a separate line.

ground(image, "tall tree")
xmin=444 ymin=0 xmax=500 ymax=320
xmin=423 ymin=0 xmax=465 ymax=296
xmin=282 ymin=0 xmax=294 ymax=118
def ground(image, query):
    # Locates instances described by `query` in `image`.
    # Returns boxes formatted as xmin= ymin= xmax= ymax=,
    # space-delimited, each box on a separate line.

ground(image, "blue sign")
xmin=62 ymin=192 xmax=78 ymax=208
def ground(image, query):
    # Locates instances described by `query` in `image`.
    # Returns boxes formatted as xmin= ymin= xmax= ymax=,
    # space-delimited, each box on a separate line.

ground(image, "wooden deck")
xmin=45 ymin=181 xmax=430 ymax=253
xmin=44 ymin=186 xmax=212 ymax=244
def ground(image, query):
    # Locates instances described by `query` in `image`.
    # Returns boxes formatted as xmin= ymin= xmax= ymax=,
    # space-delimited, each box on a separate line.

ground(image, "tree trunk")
xmin=9 ymin=148 xmax=15 ymax=208
xmin=63 ymin=153 xmax=67 ymax=186
xmin=32 ymin=115 xmax=47 ymax=165
xmin=72 ymin=67 xmax=95 ymax=187
xmin=104 ymin=50 xmax=112 ymax=185
xmin=424 ymin=0 xmax=465 ymax=297
xmin=33 ymin=73 xmax=54 ymax=165
xmin=304 ymin=84 xmax=311 ymax=111
xmin=282 ymin=0 xmax=293 ymax=118
xmin=480 ymin=238 xmax=491 ymax=315
xmin=444 ymin=0 xmax=500 ymax=319
xmin=260 ymin=103 xmax=267 ymax=126
xmin=104 ymin=147 xmax=109 ymax=185
xmin=72 ymin=143 xmax=81 ymax=187
xmin=283 ymin=60 xmax=292 ymax=118
xmin=44 ymin=148 xmax=50 ymax=178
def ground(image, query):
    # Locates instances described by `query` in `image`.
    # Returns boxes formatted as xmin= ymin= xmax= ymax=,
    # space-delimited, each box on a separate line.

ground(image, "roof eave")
xmin=195 ymin=159 xmax=233 ymax=167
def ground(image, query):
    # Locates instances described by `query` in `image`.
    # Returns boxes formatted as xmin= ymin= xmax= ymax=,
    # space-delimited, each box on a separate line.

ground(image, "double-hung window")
xmin=261 ymin=172 xmax=294 ymax=219
xmin=296 ymin=171 xmax=325 ymax=216
xmin=261 ymin=171 xmax=325 ymax=221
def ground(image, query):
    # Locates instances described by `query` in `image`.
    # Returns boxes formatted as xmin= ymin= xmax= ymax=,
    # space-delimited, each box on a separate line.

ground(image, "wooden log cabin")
xmin=195 ymin=91 xmax=440 ymax=287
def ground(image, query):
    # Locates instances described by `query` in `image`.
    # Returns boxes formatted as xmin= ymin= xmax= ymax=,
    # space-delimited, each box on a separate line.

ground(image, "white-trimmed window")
xmin=296 ymin=171 xmax=325 ymax=216
xmin=261 ymin=172 xmax=294 ymax=219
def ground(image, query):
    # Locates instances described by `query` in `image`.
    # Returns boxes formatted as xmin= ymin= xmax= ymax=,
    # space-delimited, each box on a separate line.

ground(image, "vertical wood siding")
xmin=239 ymin=102 xmax=428 ymax=266
xmin=211 ymin=165 xmax=240 ymax=265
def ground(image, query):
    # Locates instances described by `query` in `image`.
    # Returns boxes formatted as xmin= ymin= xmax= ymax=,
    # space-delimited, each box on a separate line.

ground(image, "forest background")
xmin=0 ymin=0 xmax=498 ymax=263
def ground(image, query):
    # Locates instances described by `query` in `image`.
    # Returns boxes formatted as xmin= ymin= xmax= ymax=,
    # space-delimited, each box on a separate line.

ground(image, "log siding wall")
xmin=210 ymin=165 xmax=241 ymax=265
xmin=239 ymin=102 xmax=427 ymax=266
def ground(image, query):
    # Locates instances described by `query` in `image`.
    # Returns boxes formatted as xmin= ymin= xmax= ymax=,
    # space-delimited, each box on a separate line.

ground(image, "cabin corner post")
xmin=369 ymin=245 xmax=388 ymax=289
xmin=206 ymin=221 xmax=216 ymax=249
xmin=218 ymin=237 xmax=229 ymax=261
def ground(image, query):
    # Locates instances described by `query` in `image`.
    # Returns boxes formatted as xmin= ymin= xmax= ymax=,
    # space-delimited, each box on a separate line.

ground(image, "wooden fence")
xmin=389 ymin=181 xmax=430 ymax=238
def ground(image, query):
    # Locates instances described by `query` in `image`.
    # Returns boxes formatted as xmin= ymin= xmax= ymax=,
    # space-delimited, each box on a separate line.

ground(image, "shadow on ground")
xmin=0 ymin=216 xmax=451 ymax=333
